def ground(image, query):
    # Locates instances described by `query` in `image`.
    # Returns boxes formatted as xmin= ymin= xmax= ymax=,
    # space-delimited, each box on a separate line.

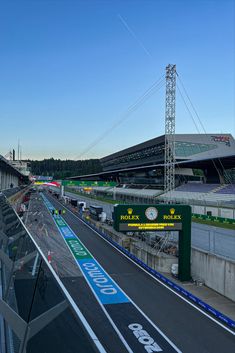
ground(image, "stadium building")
xmin=71 ymin=133 xmax=235 ymax=187
xmin=0 ymin=154 xmax=28 ymax=190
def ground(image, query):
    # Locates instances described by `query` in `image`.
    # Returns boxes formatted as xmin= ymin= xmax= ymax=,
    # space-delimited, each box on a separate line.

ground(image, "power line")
xmin=117 ymin=14 xmax=153 ymax=60
xmin=177 ymin=73 xmax=234 ymax=190
xmin=177 ymin=84 xmax=201 ymax=134
xmin=75 ymin=75 xmax=165 ymax=159
xmin=74 ymin=13 xmax=160 ymax=160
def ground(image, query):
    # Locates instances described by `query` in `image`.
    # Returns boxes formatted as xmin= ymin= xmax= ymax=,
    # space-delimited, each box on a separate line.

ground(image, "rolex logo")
xmin=127 ymin=208 xmax=133 ymax=215
xmin=170 ymin=208 xmax=175 ymax=215
xmin=120 ymin=207 xmax=139 ymax=220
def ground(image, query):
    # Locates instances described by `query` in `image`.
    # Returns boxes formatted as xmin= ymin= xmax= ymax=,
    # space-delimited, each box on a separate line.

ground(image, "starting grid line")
xmin=41 ymin=193 xmax=182 ymax=353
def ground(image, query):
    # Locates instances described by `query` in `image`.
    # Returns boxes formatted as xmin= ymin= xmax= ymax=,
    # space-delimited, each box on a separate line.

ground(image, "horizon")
xmin=6 ymin=131 xmax=235 ymax=162
xmin=0 ymin=0 xmax=234 ymax=160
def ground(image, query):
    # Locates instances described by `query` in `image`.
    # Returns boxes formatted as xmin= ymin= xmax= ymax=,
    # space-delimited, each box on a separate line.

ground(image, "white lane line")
xmin=11 ymin=197 xmax=107 ymax=353
xmin=53 ymin=196 xmax=235 ymax=337
xmin=46 ymin=195 xmax=182 ymax=352
xmin=42 ymin=196 xmax=133 ymax=353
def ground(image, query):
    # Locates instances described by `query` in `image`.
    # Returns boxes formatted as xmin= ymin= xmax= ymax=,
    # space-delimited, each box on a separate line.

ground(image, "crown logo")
xmin=170 ymin=208 xmax=175 ymax=215
xmin=127 ymin=208 xmax=133 ymax=215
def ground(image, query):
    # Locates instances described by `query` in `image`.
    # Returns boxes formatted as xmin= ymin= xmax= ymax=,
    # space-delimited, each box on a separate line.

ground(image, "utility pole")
xmin=164 ymin=64 xmax=176 ymax=194
xmin=18 ymin=139 xmax=20 ymax=161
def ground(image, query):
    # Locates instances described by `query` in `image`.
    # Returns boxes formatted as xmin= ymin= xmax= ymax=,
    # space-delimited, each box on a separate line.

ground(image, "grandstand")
xmin=99 ymin=133 xmax=235 ymax=184
xmin=0 ymin=154 xmax=28 ymax=190
xmin=68 ymin=133 xmax=235 ymax=209
xmin=69 ymin=133 xmax=235 ymax=184
xmin=158 ymin=183 xmax=235 ymax=205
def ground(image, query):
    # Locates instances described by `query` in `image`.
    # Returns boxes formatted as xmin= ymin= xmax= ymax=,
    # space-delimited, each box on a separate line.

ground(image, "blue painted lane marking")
xmin=79 ymin=258 xmax=130 ymax=305
xmin=42 ymin=194 xmax=130 ymax=305
xmin=60 ymin=225 xmax=77 ymax=239
xmin=81 ymin=217 xmax=235 ymax=330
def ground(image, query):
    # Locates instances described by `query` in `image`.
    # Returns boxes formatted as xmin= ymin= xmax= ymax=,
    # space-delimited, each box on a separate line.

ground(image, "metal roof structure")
xmin=69 ymin=134 xmax=235 ymax=183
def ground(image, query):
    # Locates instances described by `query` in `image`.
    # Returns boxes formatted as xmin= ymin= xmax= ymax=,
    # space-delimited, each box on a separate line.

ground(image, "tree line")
xmin=28 ymin=158 xmax=102 ymax=179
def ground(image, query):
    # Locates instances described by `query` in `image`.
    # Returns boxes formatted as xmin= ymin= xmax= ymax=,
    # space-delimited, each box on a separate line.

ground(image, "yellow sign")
xmin=163 ymin=208 xmax=182 ymax=220
xmin=83 ymin=187 xmax=93 ymax=192
xmin=119 ymin=222 xmax=182 ymax=231
xmin=120 ymin=208 xmax=140 ymax=221
xmin=128 ymin=223 xmax=177 ymax=230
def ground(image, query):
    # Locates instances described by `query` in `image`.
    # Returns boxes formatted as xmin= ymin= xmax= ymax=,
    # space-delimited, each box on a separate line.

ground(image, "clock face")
xmin=145 ymin=207 xmax=158 ymax=221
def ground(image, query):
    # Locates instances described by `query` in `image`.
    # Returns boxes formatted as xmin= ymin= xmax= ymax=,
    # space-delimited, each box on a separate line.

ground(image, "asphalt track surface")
xmin=46 ymin=193 xmax=235 ymax=353
xmin=26 ymin=193 xmax=129 ymax=353
xmin=42 ymin=194 xmax=180 ymax=353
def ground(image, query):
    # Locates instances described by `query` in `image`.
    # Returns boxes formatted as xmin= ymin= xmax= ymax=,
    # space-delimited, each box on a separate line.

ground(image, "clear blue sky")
xmin=0 ymin=0 xmax=234 ymax=160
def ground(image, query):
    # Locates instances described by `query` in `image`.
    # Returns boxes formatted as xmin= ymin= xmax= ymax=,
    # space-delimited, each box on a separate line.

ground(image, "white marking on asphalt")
xmin=52 ymin=196 xmax=235 ymax=337
xmin=43 ymin=199 xmax=134 ymax=353
xmin=45 ymin=194 xmax=182 ymax=352
xmin=9 ymin=196 xmax=107 ymax=353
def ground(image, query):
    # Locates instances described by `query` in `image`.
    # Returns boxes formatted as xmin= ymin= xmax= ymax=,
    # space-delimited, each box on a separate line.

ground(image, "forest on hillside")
xmin=28 ymin=158 xmax=102 ymax=179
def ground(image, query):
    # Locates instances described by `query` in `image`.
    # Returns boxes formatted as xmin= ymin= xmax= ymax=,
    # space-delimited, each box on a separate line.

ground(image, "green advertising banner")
xmin=113 ymin=204 xmax=190 ymax=232
xmin=65 ymin=238 xmax=92 ymax=260
xmin=192 ymin=213 xmax=235 ymax=226
xmin=113 ymin=204 xmax=191 ymax=282
xmin=62 ymin=180 xmax=117 ymax=187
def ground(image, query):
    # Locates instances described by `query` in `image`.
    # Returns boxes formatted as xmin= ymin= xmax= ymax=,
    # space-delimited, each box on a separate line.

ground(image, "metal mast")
xmin=164 ymin=64 xmax=176 ymax=193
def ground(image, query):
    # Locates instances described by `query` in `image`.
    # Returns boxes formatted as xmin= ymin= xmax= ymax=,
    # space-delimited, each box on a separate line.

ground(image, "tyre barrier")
xmin=81 ymin=216 xmax=235 ymax=330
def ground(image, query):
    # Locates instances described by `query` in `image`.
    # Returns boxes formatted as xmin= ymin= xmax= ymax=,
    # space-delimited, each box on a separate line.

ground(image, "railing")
xmin=0 ymin=193 xmax=106 ymax=353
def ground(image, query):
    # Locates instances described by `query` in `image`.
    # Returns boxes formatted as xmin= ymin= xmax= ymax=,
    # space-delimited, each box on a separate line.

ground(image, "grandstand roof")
xmin=69 ymin=133 xmax=235 ymax=181
xmin=101 ymin=135 xmax=165 ymax=162
xmin=69 ymin=154 xmax=235 ymax=180
xmin=0 ymin=154 xmax=27 ymax=179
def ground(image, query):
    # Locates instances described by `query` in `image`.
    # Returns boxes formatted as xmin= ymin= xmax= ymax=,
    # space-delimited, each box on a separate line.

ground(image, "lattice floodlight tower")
xmin=164 ymin=64 xmax=176 ymax=194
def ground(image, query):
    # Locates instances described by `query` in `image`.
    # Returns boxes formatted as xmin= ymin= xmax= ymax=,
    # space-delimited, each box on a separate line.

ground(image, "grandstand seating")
xmin=157 ymin=182 xmax=235 ymax=205
xmin=215 ymin=184 xmax=235 ymax=194
xmin=175 ymin=183 xmax=220 ymax=193
xmin=159 ymin=190 xmax=235 ymax=204
xmin=174 ymin=182 xmax=235 ymax=197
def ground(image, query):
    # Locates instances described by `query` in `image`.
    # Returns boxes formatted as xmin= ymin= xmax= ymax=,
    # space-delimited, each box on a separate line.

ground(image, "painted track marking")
xmin=49 ymin=194 xmax=235 ymax=336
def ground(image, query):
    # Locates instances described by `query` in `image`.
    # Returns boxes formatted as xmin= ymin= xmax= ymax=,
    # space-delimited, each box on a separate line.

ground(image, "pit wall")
xmin=91 ymin=218 xmax=235 ymax=302
xmin=129 ymin=243 xmax=176 ymax=273
xmin=192 ymin=205 xmax=235 ymax=219
xmin=191 ymin=248 xmax=235 ymax=301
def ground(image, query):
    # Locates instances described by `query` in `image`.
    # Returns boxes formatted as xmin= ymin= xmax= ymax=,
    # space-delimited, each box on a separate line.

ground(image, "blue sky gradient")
xmin=0 ymin=0 xmax=234 ymax=160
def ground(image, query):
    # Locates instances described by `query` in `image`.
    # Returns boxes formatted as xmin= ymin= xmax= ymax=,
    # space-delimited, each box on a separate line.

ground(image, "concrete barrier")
xmin=81 ymin=216 xmax=235 ymax=329
xmin=130 ymin=242 xmax=176 ymax=273
xmin=192 ymin=248 xmax=235 ymax=301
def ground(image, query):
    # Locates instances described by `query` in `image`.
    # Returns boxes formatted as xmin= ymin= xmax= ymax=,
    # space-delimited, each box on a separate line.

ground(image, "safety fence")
xmin=0 ymin=194 xmax=106 ymax=353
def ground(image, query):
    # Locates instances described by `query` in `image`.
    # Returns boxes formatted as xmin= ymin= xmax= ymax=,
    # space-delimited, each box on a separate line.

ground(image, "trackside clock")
xmin=145 ymin=207 xmax=158 ymax=220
